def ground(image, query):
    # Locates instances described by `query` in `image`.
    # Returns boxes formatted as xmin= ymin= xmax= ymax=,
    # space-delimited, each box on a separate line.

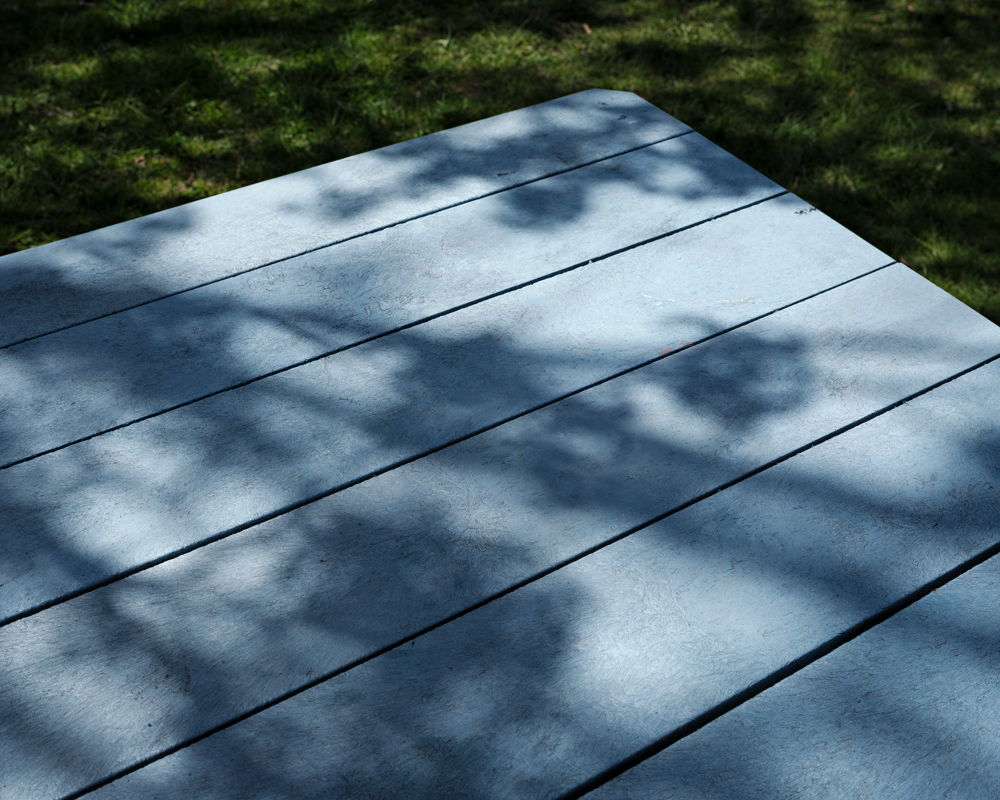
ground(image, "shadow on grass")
xmin=0 ymin=10 xmax=999 ymax=792
xmin=2 ymin=0 xmax=997 ymax=327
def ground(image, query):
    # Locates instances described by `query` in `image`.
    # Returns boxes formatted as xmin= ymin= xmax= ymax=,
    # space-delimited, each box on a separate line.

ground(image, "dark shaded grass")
xmin=2 ymin=0 xmax=998 ymax=319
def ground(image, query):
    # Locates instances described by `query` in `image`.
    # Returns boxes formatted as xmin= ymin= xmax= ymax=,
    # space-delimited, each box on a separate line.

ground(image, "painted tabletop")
xmin=2 ymin=89 xmax=999 ymax=800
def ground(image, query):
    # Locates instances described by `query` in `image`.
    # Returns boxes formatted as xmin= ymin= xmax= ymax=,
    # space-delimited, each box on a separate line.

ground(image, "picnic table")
xmin=2 ymin=89 xmax=999 ymax=799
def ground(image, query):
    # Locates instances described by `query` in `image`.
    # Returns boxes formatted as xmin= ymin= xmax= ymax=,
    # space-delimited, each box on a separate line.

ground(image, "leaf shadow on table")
xmin=2 ymin=230 xmax=999 ymax=799
xmin=0 ymin=89 xmax=762 ymax=350
xmin=585 ymin=435 xmax=1000 ymax=798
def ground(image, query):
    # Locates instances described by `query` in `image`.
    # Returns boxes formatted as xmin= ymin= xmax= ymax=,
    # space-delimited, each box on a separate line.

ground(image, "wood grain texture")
xmin=3 ymin=270 xmax=1000 ymax=799
xmin=78 ymin=339 xmax=1000 ymax=800
xmin=0 ymin=90 xmax=688 ymax=349
xmin=0 ymin=133 xmax=786 ymax=466
xmin=0 ymin=197 xmax=906 ymax=622
xmin=587 ymin=499 xmax=1000 ymax=799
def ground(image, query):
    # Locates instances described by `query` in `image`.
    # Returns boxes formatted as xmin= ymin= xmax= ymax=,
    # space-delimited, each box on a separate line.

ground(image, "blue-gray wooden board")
xmin=1 ymin=90 xmax=999 ymax=800
xmin=4 ymin=263 xmax=995 ymax=625
xmin=3 ymin=266 xmax=998 ymax=799
xmin=80 ymin=339 xmax=1000 ymax=800
xmin=0 ymin=89 xmax=686 ymax=348
xmin=0 ymin=132 xmax=787 ymax=466
xmin=587 ymin=487 xmax=1000 ymax=799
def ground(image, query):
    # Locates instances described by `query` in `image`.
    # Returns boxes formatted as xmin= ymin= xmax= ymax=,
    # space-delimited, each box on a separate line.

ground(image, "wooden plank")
xmin=74 ymin=328 xmax=1000 ymax=800
xmin=0 ymin=251 xmax=957 ymax=623
xmin=0 ymin=133 xmax=786 ymax=467
xmin=586 ymin=515 xmax=1000 ymax=798
xmin=3 ymin=271 xmax=999 ymax=799
xmin=0 ymin=90 xmax=688 ymax=349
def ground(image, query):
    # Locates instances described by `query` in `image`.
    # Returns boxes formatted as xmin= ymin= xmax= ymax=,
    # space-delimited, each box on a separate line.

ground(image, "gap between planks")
xmin=560 ymin=419 xmax=1000 ymax=800
xmin=0 ymin=186 xmax=783 ymax=474
xmin=0 ymin=130 xmax=694 ymax=353
xmin=8 ymin=131 xmax=787 ymax=469
xmin=62 ymin=346 xmax=1000 ymax=800
xmin=0 ymin=256 xmax=897 ymax=632
xmin=5 ymin=193 xmax=900 ymax=626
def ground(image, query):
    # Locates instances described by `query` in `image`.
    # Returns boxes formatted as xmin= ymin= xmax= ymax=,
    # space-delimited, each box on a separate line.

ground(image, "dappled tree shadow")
xmin=1 ymin=172 xmax=998 ymax=798
xmin=7 ymin=291 xmax=991 ymax=799
xmin=1 ymin=12 xmax=999 ymax=793
xmin=2 ymin=0 xmax=997 ymax=329
xmin=584 ymin=429 xmax=1000 ymax=797
xmin=0 ymin=118 xmax=785 ymax=443
xmin=0 ymin=87 xmax=695 ymax=346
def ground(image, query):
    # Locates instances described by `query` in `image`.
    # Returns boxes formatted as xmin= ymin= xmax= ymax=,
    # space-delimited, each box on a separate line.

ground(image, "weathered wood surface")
xmin=0 ymin=133 xmax=787 ymax=466
xmin=3 ymin=263 xmax=994 ymax=630
xmin=0 ymin=89 xmax=686 ymax=349
xmin=3 ymin=91 xmax=1000 ymax=800
xmin=587 ymin=466 xmax=1000 ymax=799
xmin=81 ymin=336 xmax=1000 ymax=800
xmin=0 ymin=192 xmax=889 ymax=618
xmin=2 ymin=268 xmax=999 ymax=799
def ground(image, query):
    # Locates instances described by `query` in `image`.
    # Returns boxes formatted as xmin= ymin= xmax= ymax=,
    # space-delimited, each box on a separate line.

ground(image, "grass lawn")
xmin=2 ymin=0 xmax=998 ymax=321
